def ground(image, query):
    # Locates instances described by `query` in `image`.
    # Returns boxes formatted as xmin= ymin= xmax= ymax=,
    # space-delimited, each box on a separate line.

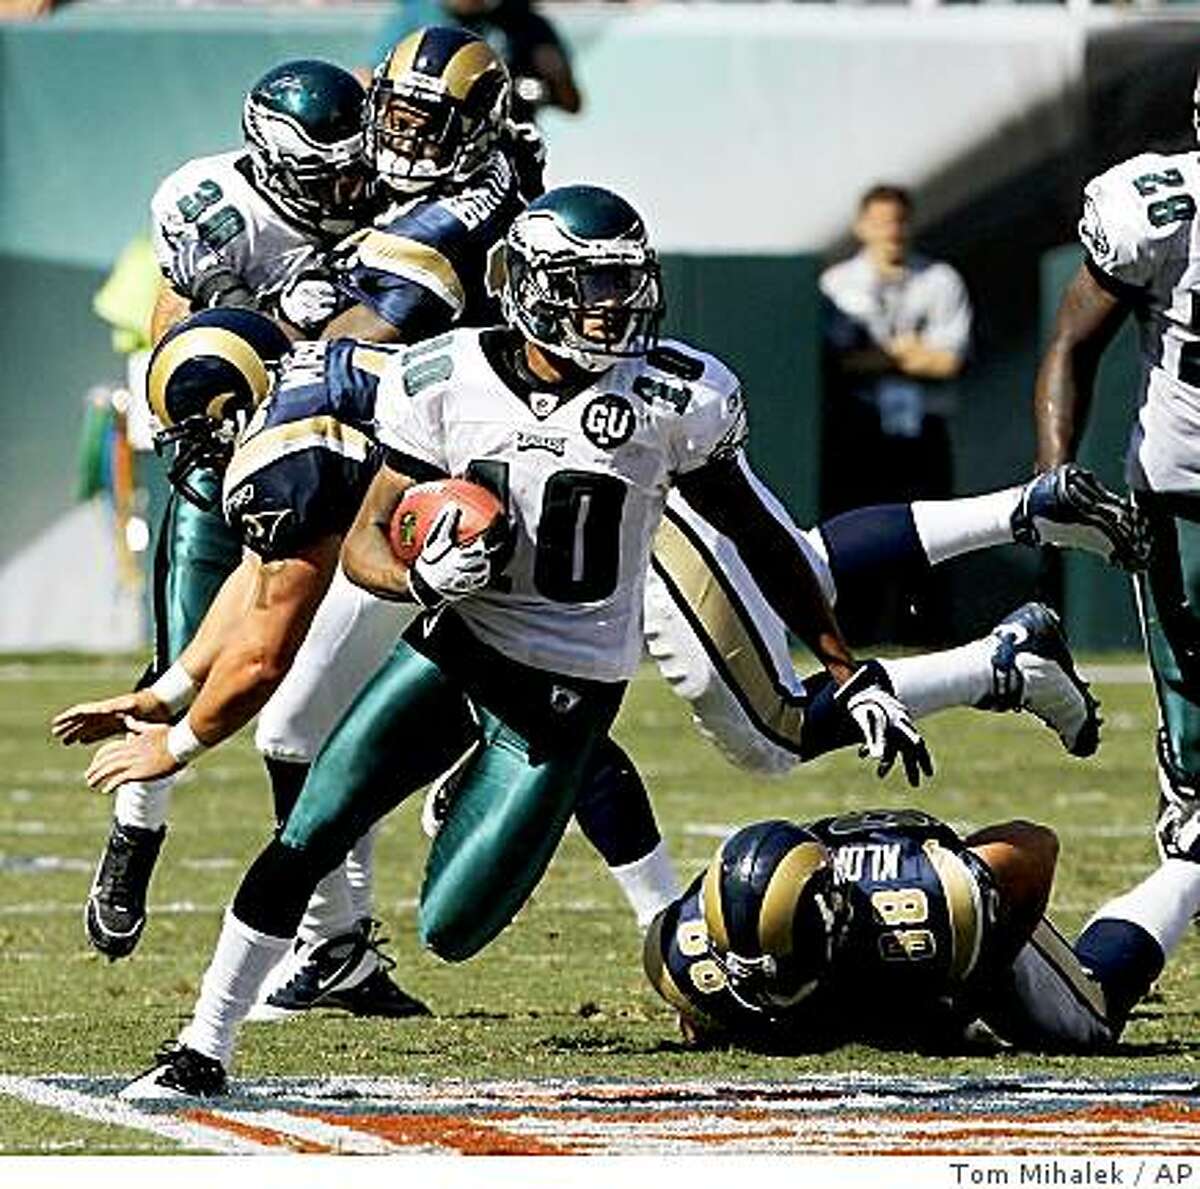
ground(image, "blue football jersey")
xmin=329 ymin=150 xmax=527 ymax=338
xmin=645 ymin=809 xmax=1003 ymax=1050
xmin=221 ymin=338 xmax=402 ymax=560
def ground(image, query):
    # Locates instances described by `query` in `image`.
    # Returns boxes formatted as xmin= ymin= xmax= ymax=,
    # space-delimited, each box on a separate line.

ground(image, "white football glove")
xmin=408 ymin=506 xmax=494 ymax=609
xmin=278 ymin=271 xmax=342 ymax=333
xmin=834 ymin=664 xmax=933 ymax=788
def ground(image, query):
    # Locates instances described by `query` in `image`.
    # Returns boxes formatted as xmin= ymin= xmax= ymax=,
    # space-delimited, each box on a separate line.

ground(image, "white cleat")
xmin=978 ymin=601 xmax=1101 ymax=758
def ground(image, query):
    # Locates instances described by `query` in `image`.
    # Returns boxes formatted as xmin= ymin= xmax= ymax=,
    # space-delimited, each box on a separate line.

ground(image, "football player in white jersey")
xmin=1033 ymin=70 xmax=1200 ymax=899
xmin=116 ymin=184 xmax=935 ymax=1098
xmin=69 ymin=60 xmax=378 ymax=967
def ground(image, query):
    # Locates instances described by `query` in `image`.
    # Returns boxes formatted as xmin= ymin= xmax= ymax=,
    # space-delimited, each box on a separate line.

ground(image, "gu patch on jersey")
xmin=581 ymin=394 xmax=636 ymax=450
xmin=4 ymin=1074 xmax=1200 ymax=1155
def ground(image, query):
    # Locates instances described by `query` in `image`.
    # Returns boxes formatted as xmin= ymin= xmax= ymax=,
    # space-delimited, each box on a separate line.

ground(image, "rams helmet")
xmin=366 ymin=26 xmax=510 ymax=196
xmin=498 ymin=184 xmax=664 ymax=372
xmin=147 ymin=308 xmax=292 ymax=508
xmin=701 ymin=820 xmax=843 ymax=1013
xmin=243 ymin=59 xmax=370 ymax=234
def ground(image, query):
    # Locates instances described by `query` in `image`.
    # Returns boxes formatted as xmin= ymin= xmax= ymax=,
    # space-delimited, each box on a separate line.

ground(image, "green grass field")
xmin=1 ymin=652 xmax=1198 ymax=1153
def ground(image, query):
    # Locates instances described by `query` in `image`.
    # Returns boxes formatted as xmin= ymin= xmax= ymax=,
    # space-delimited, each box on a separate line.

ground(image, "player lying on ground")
xmin=645 ymin=803 xmax=1200 ymax=1053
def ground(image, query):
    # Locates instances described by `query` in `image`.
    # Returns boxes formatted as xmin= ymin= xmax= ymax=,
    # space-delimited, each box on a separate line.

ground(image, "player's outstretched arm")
xmin=82 ymin=539 xmax=339 ymax=793
xmin=51 ymin=555 xmax=261 ymax=746
xmin=676 ymin=456 xmax=932 ymax=785
xmin=1033 ymin=263 xmax=1129 ymax=472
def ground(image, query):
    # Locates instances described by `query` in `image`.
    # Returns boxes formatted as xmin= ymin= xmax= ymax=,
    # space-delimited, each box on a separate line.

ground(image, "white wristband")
xmin=166 ymin=717 xmax=208 ymax=765
xmin=149 ymin=662 xmax=198 ymax=716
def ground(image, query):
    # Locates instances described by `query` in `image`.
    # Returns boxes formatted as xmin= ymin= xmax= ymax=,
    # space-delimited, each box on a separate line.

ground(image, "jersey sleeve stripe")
xmin=651 ymin=511 xmax=807 ymax=751
xmin=922 ymin=840 xmax=984 ymax=982
xmin=357 ymin=232 xmax=466 ymax=314
xmin=224 ymin=415 xmax=373 ymax=494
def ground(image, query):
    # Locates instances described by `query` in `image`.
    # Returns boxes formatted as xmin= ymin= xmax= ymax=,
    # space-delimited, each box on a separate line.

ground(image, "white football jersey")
xmin=1079 ymin=150 xmax=1200 ymax=492
xmin=150 ymin=149 xmax=323 ymax=305
xmin=376 ymin=330 xmax=748 ymax=682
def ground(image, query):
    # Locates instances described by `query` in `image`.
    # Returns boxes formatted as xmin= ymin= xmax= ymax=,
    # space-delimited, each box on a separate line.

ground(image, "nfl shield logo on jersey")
xmin=581 ymin=394 xmax=636 ymax=450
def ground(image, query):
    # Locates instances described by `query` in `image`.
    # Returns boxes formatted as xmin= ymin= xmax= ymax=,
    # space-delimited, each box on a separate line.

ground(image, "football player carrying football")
xmin=1033 ymin=70 xmax=1200 ymax=880
xmin=645 ymin=802 xmax=1200 ymax=1054
xmin=116 ymin=184 xmax=1125 ymax=1098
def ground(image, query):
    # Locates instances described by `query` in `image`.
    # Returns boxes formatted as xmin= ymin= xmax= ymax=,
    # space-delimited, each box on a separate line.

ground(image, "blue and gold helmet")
xmin=366 ymin=26 xmax=509 ymax=196
xmin=701 ymin=820 xmax=842 ymax=1013
xmin=147 ymin=309 xmax=292 ymax=508
xmin=243 ymin=59 xmax=370 ymax=234
xmin=498 ymin=184 xmax=664 ymax=372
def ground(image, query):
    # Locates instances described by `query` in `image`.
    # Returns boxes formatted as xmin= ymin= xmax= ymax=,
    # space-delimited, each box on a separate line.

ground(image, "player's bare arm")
xmin=674 ymin=459 xmax=856 ymax=686
xmin=341 ymin=463 xmax=419 ymax=601
xmin=1034 ymin=263 xmax=1129 ymax=472
xmin=967 ymin=819 xmax=1059 ymax=959
xmin=82 ymin=537 xmax=339 ymax=794
xmin=320 ymin=301 xmax=406 ymax=343
xmin=51 ymin=556 xmax=261 ymax=747
xmin=149 ymin=282 xmax=193 ymax=345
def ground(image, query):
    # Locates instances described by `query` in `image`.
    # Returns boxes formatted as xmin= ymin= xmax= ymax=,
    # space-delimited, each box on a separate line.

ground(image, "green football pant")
xmin=1133 ymin=491 xmax=1200 ymax=791
xmin=149 ymin=471 xmax=242 ymax=669
xmin=277 ymin=615 xmax=623 ymax=961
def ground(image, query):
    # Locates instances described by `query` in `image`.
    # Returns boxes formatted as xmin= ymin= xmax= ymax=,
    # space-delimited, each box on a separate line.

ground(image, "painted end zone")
xmin=2 ymin=1075 xmax=1200 ymax=1155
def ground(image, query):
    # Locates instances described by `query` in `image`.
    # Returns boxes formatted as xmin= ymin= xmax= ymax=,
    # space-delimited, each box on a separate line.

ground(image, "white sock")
xmin=609 ymin=840 xmax=681 ymax=931
xmin=297 ymin=865 xmax=358 ymax=944
xmin=1083 ymin=859 xmax=1200 ymax=960
xmin=880 ymin=637 xmax=994 ymax=719
xmin=911 ymin=487 xmax=1023 ymax=566
xmin=345 ymin=824 xmax=378 ymax=924
xmin=181 ymin=908 xmax=290 ymax=1068
xmin=114 ymin=776 xmax=176 ymax=832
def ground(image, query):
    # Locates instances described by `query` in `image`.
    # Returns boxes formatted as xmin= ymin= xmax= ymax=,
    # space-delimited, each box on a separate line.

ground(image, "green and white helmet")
xmin=499 ymin=185 xmax=664 ymax=372
xmin=242 ymin=59 xmax=370 ymax=235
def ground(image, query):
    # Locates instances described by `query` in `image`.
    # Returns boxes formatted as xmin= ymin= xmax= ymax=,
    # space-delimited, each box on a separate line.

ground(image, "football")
xmin=388 ymin=477 xmax=506 ymax=565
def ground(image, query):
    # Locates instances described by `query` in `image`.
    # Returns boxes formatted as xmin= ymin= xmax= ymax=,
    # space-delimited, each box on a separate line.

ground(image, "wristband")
xmin=149 ymin=661 xmax=198 ymax=716
xmin=166 ymin=717 xmax=208 ymax=765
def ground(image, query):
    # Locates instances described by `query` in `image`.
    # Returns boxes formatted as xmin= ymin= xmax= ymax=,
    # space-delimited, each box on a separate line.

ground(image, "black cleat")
xmin=248 ymin=918 xmax=429 ymax=1021
xmin=85 ymin=822 xmax=166 ymax=960
xmin=1012 ymin=463 xmax=1152 ymax=571
xmin=119 ymin=1042 xmax=227 ymax=1101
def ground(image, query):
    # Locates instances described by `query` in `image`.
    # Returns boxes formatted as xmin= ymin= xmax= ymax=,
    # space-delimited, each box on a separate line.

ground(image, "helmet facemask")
xmin=501 ymin=221 xmax=664 ymax=373
xmin=154 ymin=411 xmax=251 ymax=511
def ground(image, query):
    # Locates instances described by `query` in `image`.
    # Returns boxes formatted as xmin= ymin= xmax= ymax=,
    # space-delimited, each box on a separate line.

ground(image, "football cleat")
xmin=247 ymin=918 xmax=429 ymax=1021
xmin=978 ymin=601 xmax=1101 ymax=758
xmin=1011 ymin=463 xmax=1152 ymax=571
xmin=119 ymin=1042 xmax=227 ymax=1101
xmin=84 ymin=821 xmax=166 ymax=960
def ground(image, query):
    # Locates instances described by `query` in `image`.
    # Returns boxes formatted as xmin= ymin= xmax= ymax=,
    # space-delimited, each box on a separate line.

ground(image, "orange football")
xmin=388 ymin=477 xmax=505 ymax=565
